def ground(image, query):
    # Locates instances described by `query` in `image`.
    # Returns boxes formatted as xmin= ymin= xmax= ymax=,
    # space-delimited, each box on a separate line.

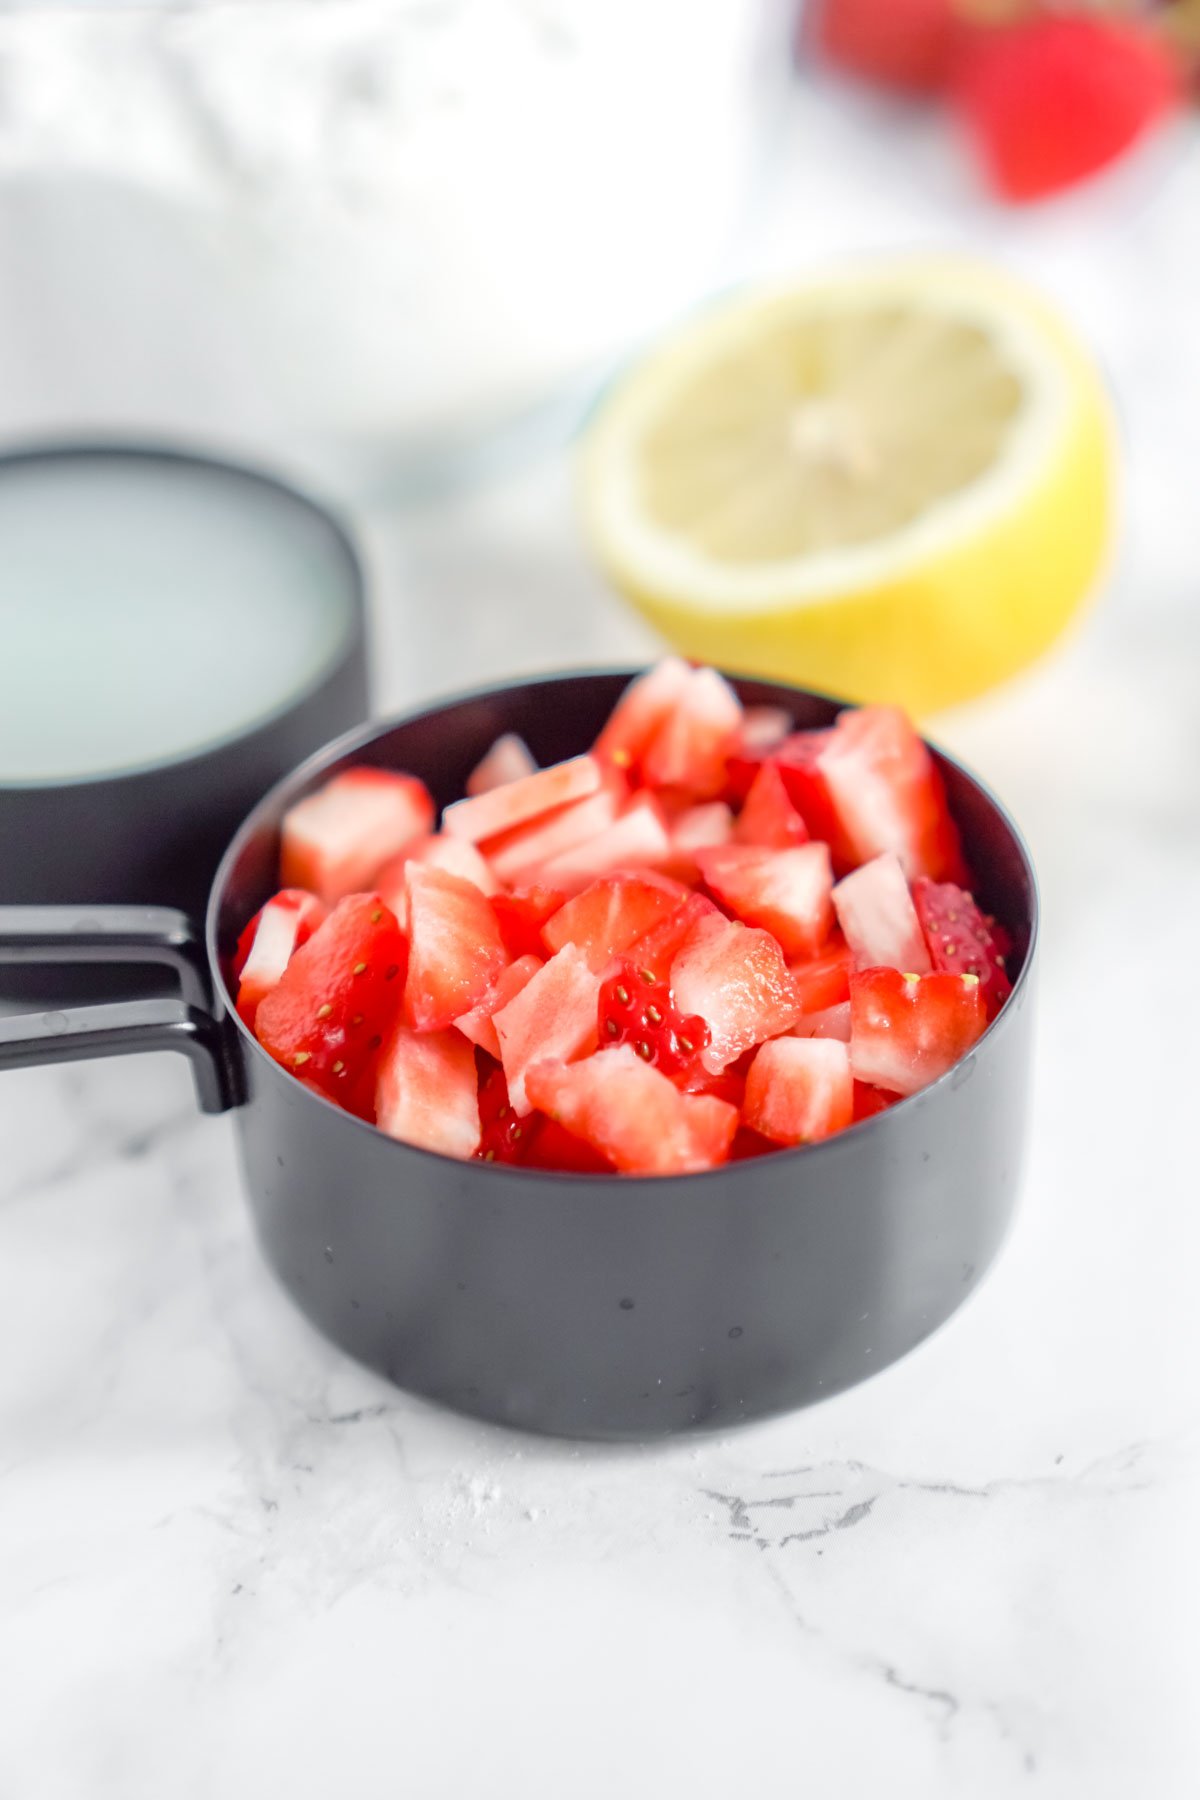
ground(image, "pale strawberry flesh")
xmin=404 ymin=863 xmax=509 ymax=1032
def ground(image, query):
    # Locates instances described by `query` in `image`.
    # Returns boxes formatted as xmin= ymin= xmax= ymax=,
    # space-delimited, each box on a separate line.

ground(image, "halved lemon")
xmin=579 ymin=257 xmax=1116 ymax=716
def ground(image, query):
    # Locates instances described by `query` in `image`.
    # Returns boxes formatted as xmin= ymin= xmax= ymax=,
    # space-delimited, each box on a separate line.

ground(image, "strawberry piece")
xmin=523 ymin=1115 xmax=614 ymax=1175
xmin=642 ymin=667 xmax=743 ymax=800
xmin=668 ymin=802 xmax=735 ymax=877
xmin=485 ymin=788 xmax=621 ymax=887
xmin=541 ymin=873 xmax=684 ymax=973
xmin=233 ymin=888 xmax=327 ymax=1027
xmin=912 ymin=876 xmax=1013 ymax=1018
xmin=954 ymin=13 xmax=1178 ymax=203
xmin=735 ymin=760 xmax=810 ymax=851
xmin=697 ymin=843 xmax=834 ymax=960
xmin=375 ymin=1024 xmax=480 ymax=1159
xmin=525 ymin=1047 xmax=738 ymax=1176
xmin=817 ymin=707 xmax=967 ymax=882
xmin=767 ymin=731 xmax=859 ymax=870
xmin=443 ymin=753 xmax=603 ymax=844
xmin=789 ymin=936 xmax=853 ymax=1014
xmin=791 ymin=1001 xmax=851 ymax=1043
xmin=597 ymin=959 xmax=711 ymax=1080
xmin=670 ymin=914 xmax=802 ymax=1073
xmin=813 ymin=0 xmax=960 ymax=94
xmin=744 ymin=1038 xmax=854 ymax=1145
xmin=738 ymin=706 xmax=793 ymax=755
xmin=255 ymin=893 xmax=406 ymax=1100
xmin=849 ymin=967 xmax=987 ymax=1098
xmin=535 ymin=793 xmax=672 ymax=893
xmin=493 ymin=943 xmax=600 ymax=1114
xmin=490 ymin=886 xmax=568 ymax=960
xmin=833 ymin=852 xmax=932 ymax=973
xmin=679 ymin=1064 xmax=746 ymax=1109
xmin=466 ymin=733 xmax=537 ymax=796
xmin=280 ymin=768 xmax=434 ymax=905
xmin=455 ymin=955 xmax=543 ymax=1059
xmin=852 ymin=1080 xmax=901 ymax=1124
xmin=627 ymin=891 xmax=721 ymax=982
xmin=404 ymin=864 xmax=509 ymax=1032
xmin=594 ymin=657 xmax=692 ymax=774
xmin=476 ymin=1062 xmax=533 ymax=1165
xmin=376 ymin=833 xmax=499 ymax=929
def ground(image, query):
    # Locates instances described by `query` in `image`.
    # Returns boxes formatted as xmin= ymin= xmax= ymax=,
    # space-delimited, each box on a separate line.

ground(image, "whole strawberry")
xmin=954 ymin=11 xmax=1179 ymax=199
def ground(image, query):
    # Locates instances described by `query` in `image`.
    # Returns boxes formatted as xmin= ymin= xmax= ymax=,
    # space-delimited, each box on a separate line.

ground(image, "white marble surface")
xmin=3 ymin=76 xmax=1200 ymax=1800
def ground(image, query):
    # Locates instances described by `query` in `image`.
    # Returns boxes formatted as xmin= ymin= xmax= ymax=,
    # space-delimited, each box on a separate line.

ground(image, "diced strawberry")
xmin=627 ymin=891 xmax=721 ymax=982
xmin=443 ymin=754 xmax=603 ymax=844
xmin=730 ymin=1126 xmax=778 ymax=1162
xmin=852 ymin=1080 xmax=901 ymax=1124
xmin=735 ymin=761 xmax=810 ymax=851
xmin=849 ymin=967 xmax=987 ymax=1098
xmin=738 ymin=706 xmax=793 ymax=755
xmin=536 ymin=793 xmax=672 ymax=893
xmin=376 ymin=833 xmax=499 ymax=929
xmin=525 ymin=1046 xmax=738 ymax=1176
xmin=485 ymin=788 xmax=621 ymax=887
xmin=833 ymin=852 xmax=932 ymax=974
xmin=280 ymin=768 xmax=434 ymax=904
xmin=404 ymin=864 xmax=509 ymax=1032
xmin=375 ymin=1024 xmax=480 ymax=1159
xmin=234 ymin=889 xmax=327 ymax=1026
xmin=954 ymin=13 xmax=1178 ymax=203
xmin=541 ymin=873 xmax=683 ymax=973
xmin=667 ymin=802 xmax=735 ymax=877
xmin=745 ymin=1038 xmax=854 ymax=1145
xmin=812 ymin=0 xmax=961 ymax=94
xmin=493 ymin=943 xmax=600 ymax=1114
xmin=597 ymin=959 xmax=711 ymax=1080
xmin=817 ymin=707 xmax=966 ymax=882
xmin=679 ymin=1064 xmax=746 ymax=1110
xmin=697 ymin=842 xmax=833 ymax=961
xmin=772 ymin=732 xmax=859 ymax=871
xmin=455 ymin=954 xmax=543 ymax=1059
xmin=477 ymin=1062 xmax=533 ymax=1164
xmin=791 ymin=1001 xmax=852 ymax=1043
xmin=466 ymin=733 xmax=537 ymax=796
xmin=490 ymin=886 xmax=568 ymax=960
xmin=255 ymin=894 xmax=406 ymax=1100
xmin=594 ymin=657 xmax=693 ymax=774
xmin=670 ymin=914 xmax=802 ymax=1073
xmin=523 ymin=1115 xmax=615 ymax=1174
xmin=912 ymin=876 xmax=1013 ymax=1019
xmin=789 ymin=936 xmax=853 ymax=1014
xmin=642 ymin=667 xmax=743 ymax=800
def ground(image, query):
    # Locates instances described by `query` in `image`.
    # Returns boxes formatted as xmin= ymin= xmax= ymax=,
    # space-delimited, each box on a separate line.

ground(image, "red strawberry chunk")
xmin=525 ymin=1046 xmax=738 ymax=1176
xmin=735 ymin=760 xmax=810 ymax=851
xmin=493 ymin=943 xmax=600 ymax=1114
xmin=745 ymin=1038 xmax=853 ymax=1145
xmin=466 ymin=733 xmax=537 ymax=796
xmin=404 ymin=864 xmax=509 ymax=1032
xmin=455 ymin=954 xmax=544 ymax=1059
xmin=833 ymin=852 xmax=932 ymax=973
xmin=486 ymin=788 xmax=621 ymax=887
xmin=853 ymin=1080 xmax=901 ymax=1124
xmin=476 ymin=1062 xmax=613 ymax=1172
xmin=536 ymin=793 xmax=671 ymax=892
xmin=234 ymin=888 xmax=327 ymax=1026
xmin=443 ymin=753 xmax=603 ymax=844
xmin=490 ymin=886 xmax=568 ymax=960
xmin=789 ymin=936 xmax=853 ymax=1014
xmin=597 ymin=959 xmax=711 ymax=1079
xmin=849 ymin=967 xmax=987 ymax=1098
xmin=255 ymin=893 xmax=406 ymax=1099
xmin=668 ymin=802 xmax=735 ymax=877
xmin=627 ymin=891 xmax=721 ymax=982
xmin=791 ymin=1001 xmax=851 ymax=1043
xmin=594 ymin=657 xmax=692 ymax=774
xmin=541 ymin=873 xmax=683 ymax=973
xmin=670 ymin=914 xmax=802 ymax=1073
xmin=280 ymin=768 xmax=434 ymax=904
xmin=817 ymin=707 xmax=966 ymax=882
xmin=698 ymin=842 xmax=834 ymax=960
xmin=642 ymin=667 xmax=743 ymax=800
xmin=523 ymin=1115 xmax=615 ymax=1174
xmin=767 ymin=730 xmax=856 ymax=866
xmin=912 ymin=876 xmax=1013 ymax=1018
xmin=376 ymin=833 xmax=499 ymax=929
xmin=814 ymin=0 xmax=961 ymax=94
xmin=954 ymin=14 xmax=1177 ymax=203
xmin=738 ymin=706 xmax=792 ymax=755
xmin=375 ymin=1024 xmax=480 ymax=1159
